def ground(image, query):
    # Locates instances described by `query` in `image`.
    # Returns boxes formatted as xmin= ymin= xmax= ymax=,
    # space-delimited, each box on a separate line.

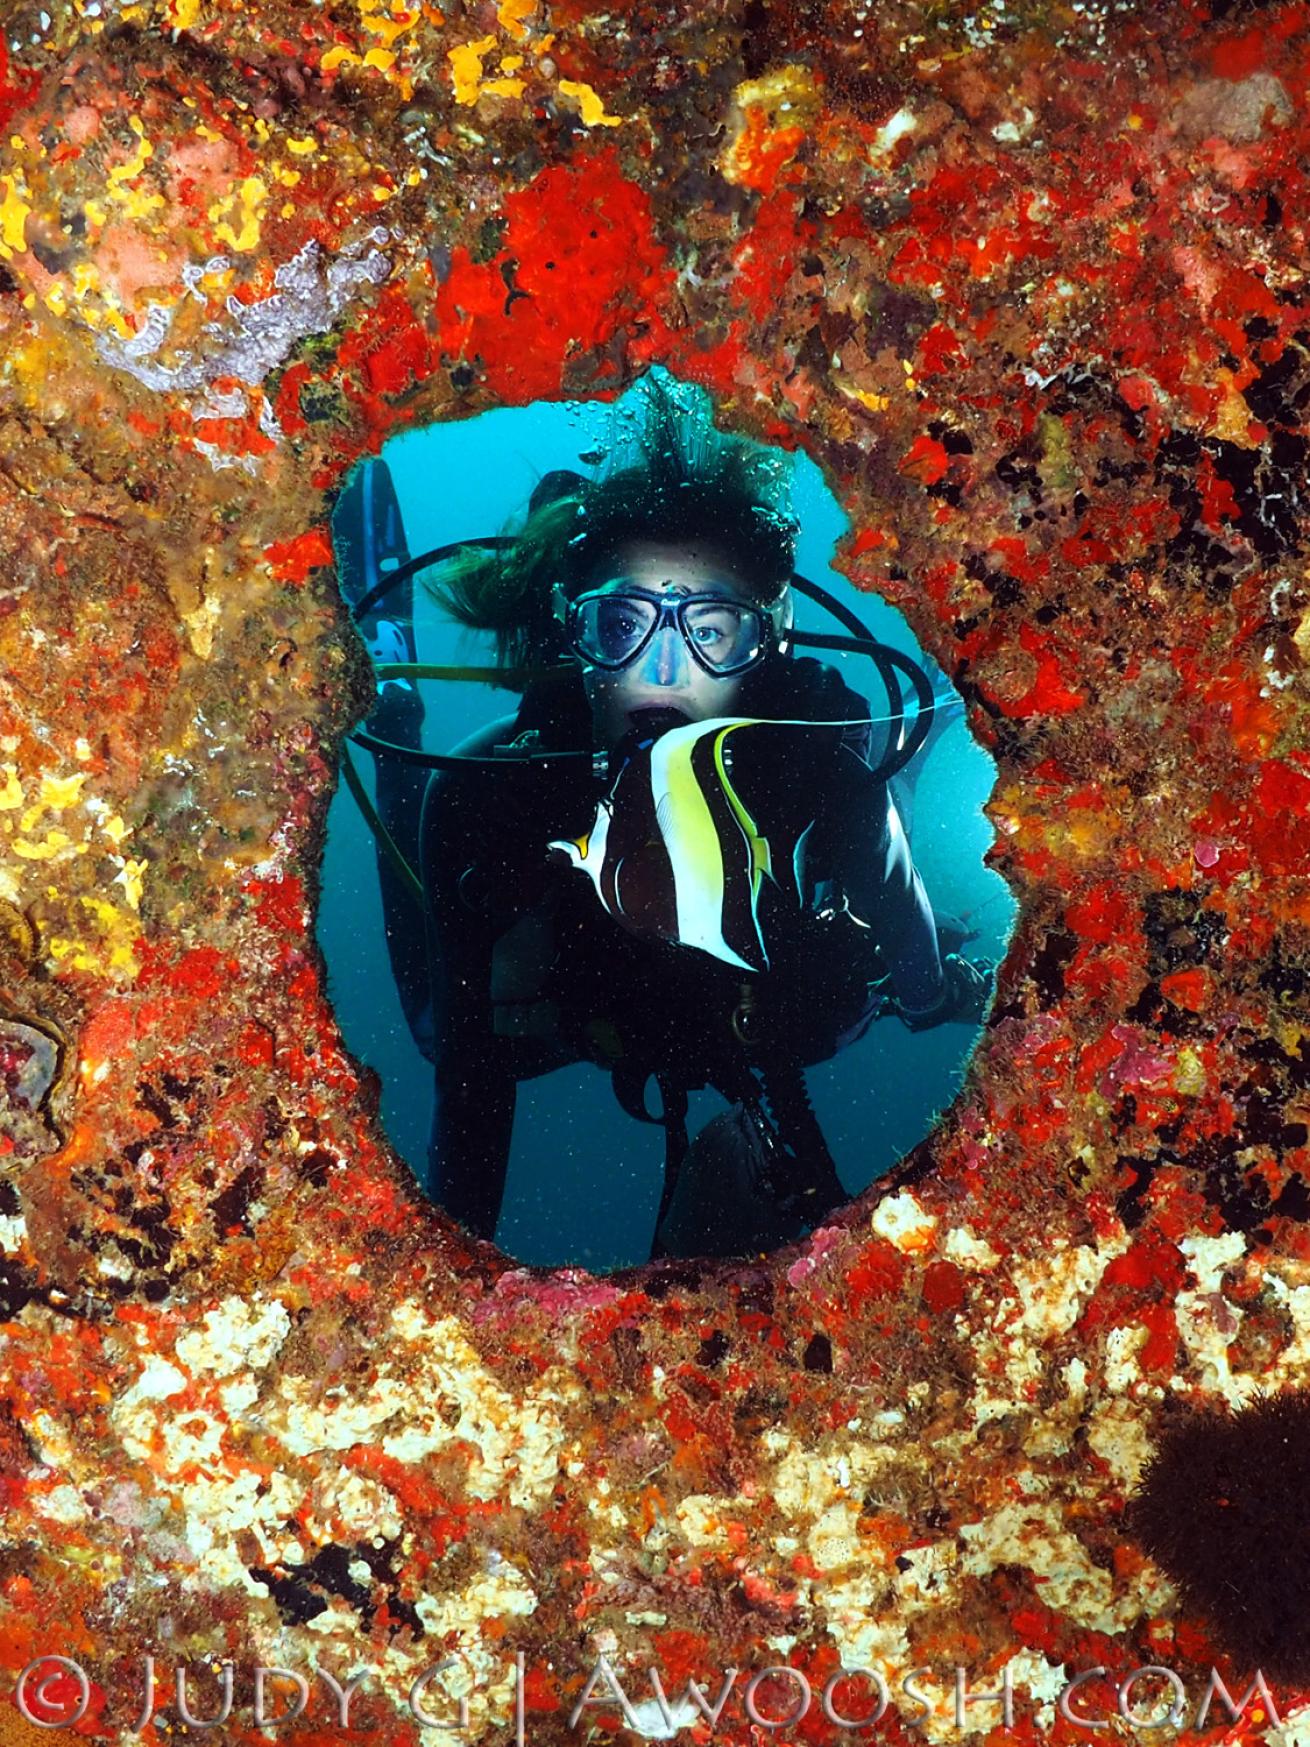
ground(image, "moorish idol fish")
xmin=549 ymin=715 xmax=848 ymax=972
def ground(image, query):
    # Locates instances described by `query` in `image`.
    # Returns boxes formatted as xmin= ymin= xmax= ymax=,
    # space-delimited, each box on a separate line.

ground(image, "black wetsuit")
xmin=396 ymin=655 xmax=944 ymax=1244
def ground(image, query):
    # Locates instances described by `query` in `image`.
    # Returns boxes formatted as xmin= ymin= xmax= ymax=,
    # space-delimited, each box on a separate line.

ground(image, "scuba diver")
xmin=336 ymin=379 xmax=992 ymax=1260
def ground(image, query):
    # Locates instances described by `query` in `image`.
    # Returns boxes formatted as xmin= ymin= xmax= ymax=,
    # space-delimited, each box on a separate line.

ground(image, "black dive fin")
xmin=336 ymin=457 xmax=412 ymax=624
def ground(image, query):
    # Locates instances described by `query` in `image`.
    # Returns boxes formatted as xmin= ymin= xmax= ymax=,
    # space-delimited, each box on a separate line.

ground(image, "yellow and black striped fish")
xmin=550 ymin=715 xmax=844 ymax=971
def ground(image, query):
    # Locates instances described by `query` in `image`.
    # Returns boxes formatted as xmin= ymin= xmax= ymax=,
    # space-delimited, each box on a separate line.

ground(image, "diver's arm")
xmin=859 ymin=795 xmax=946 ymax=1014
xmin=826 ymin=747 xmax=946 ymax=1013
xmin=827 ymin=755 xmax=992 ymax=1027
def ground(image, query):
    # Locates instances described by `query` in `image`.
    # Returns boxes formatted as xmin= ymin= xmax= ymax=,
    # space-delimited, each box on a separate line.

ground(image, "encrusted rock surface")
xmin=1 ymin=0 xmax=1309 ymax=1738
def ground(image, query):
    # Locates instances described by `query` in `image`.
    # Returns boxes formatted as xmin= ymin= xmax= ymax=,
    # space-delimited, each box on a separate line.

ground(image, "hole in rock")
xmin=318 ymin=371 xmax=1015 ymax=1271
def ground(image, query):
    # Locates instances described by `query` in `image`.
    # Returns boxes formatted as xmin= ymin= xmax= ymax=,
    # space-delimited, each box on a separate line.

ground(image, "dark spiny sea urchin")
xmin=1130 ymin=1391 xmax=1310 ymax=1680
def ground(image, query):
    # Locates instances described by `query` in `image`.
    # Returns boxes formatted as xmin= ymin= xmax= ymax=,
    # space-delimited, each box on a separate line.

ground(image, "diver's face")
xmin=578 ymin=542 xmax=757 ymax=747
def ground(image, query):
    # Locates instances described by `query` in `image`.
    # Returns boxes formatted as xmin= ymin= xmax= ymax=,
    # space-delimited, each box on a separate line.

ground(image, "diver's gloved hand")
xmin=894 ymin=954 xmax=994 ymax=1031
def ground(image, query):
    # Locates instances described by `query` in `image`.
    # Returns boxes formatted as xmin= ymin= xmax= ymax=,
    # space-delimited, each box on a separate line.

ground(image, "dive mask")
xmin=564 ymin=585 xmax=784 ymax=678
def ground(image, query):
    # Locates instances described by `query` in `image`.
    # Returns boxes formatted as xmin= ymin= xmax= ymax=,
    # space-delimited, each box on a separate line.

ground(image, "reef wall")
xmin=1 ymin=0 xmax=1309 ymax=1739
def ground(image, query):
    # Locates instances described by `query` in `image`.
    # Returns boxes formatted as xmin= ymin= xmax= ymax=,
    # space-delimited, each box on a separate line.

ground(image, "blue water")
xmin=316 ymin=380 xmax=1017 ymax=1271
